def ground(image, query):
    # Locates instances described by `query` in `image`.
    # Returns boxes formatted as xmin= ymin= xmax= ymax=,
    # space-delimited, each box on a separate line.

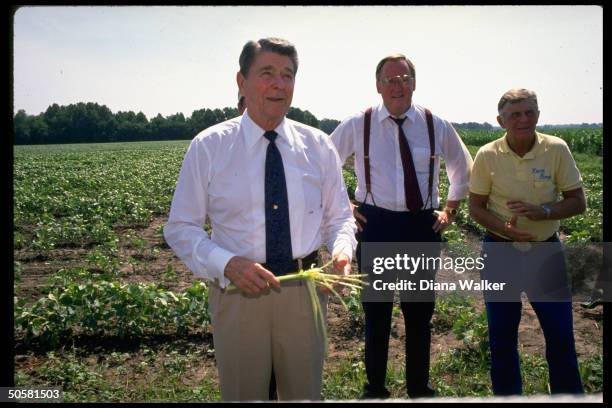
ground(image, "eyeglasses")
xmin=380 ymin=74 xmax=412 ymax=87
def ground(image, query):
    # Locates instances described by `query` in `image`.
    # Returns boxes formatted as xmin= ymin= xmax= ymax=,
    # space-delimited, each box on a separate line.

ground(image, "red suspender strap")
xmin=424 ymin=108 xmax=436 ymax=209
xmin=363 ymin=107 xmax=373 ymax=197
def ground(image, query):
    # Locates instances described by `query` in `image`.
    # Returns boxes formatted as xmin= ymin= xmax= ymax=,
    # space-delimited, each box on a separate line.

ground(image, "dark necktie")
xmin=263 ymin=130 xmax=293 ymax=276
xmin=390 ymin=117 xmax=423 ymax=212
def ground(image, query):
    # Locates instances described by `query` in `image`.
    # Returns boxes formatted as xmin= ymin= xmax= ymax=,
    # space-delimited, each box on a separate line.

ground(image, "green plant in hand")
xmin=227 ymin=259 xmax=367 ymax=352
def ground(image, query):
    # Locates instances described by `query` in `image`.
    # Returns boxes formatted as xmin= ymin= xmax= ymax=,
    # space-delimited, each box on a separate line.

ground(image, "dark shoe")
xmin=361 ymin=385 xmax=391 ymax=399
xmin=580 ymin=297 xmax=604 ymax=309
xmin=407 ymin=384 xmax=436 ymax=399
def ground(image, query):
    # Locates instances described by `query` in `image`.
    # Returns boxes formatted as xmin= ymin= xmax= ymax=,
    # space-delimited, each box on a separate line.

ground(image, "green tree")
xmin=149 ymin=113 xmax=166 ymax=141
xmin=288 ymin=107 xmax=319 ymax=128
xmin=13 ymin=109 xmax=31 ymax=144
xmin=165 ymin=112 xmax=189 ymax=140
xmin=44 ymin=103 xmax=70 ymax=143
xmin=319 ymin=118 xmax=340 ymax=135
xmin=29 ymin=115 xmax=49 ymax=144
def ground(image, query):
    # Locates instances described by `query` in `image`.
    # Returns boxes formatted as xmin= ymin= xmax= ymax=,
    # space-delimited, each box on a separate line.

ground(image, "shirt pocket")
xmin=301 ymin=171 xmax=323 ymax=219
xmin=208 ymin=168 xmax=253 ymax=219
xmin=533 ymin=180 xmax=557 ymax=204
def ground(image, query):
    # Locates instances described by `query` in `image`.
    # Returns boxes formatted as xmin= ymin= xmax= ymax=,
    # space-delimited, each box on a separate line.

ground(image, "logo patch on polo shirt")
xmin=531 ymin=168 xmax=551 ymax=180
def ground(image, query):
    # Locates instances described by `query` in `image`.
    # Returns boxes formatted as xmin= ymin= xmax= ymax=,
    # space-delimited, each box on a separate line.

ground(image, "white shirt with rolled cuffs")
xmin=331 ymin=103 xmax=473 ymax=210
xmin=164 ymin=112 xmax=357 ymax=288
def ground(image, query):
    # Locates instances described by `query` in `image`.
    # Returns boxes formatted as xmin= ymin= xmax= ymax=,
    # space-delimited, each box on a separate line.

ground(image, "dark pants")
xmin=269 ymin=370 xmax=277 ymax=400
xmin=481 ymin=235 xmax=584 ymax=395
xmin=356 ymin=203 xmax=441 ymax=398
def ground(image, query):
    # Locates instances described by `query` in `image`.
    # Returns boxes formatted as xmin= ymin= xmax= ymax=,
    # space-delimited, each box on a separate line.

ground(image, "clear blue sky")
xmin=13 ymin=5 xmax=602 ymax=125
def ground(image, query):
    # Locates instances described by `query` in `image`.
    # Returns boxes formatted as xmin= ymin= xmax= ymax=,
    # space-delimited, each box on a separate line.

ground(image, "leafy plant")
xmin=450 ymin=300 xmax=489 ymax=366
xmin=14 ymin=280 xmax=211 ymax=348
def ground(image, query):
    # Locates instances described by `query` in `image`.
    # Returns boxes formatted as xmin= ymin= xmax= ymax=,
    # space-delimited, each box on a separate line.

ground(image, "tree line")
xmin=13 ymin=102 xmax=343 ymax=145
xmin=15 ymin=102 xmax=572 ymax=146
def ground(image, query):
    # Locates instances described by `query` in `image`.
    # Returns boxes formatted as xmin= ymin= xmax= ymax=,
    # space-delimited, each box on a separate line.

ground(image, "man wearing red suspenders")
xmin=330 ymin=54 xmax=473 ymax=399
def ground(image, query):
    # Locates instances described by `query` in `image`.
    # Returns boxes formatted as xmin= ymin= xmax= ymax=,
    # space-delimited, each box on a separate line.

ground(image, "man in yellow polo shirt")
xmin=468 ymin=88 xmax=586 ymax=395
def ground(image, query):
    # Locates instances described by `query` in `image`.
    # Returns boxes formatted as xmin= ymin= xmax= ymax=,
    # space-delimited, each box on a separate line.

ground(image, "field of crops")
xmin=13 ymin=129 xmax=603 ymax=401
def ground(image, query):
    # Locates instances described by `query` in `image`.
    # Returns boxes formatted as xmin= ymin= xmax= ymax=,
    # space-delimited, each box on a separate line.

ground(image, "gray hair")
xmin=498 ymin=88 xmax=538 ymax=114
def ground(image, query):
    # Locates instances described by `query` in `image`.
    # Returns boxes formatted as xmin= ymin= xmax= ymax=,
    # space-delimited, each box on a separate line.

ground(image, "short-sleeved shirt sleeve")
xmin=555 ymin=142 xmax=583 ymax=192
xmin=469 ymin=148 xmax=492 ymax=196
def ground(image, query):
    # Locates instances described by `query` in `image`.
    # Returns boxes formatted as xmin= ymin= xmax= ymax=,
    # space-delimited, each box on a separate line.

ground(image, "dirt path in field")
xmin=14 ymin=215 xmax=604 ymax=378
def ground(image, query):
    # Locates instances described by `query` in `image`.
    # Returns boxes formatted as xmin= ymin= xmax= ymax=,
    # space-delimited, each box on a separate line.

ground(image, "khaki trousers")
xmin=208 ymin=281 xmax=328 ymax=401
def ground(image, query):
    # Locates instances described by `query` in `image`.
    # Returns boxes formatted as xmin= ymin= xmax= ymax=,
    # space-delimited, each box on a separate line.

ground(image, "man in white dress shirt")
xmin=330 ymin=54 xmax=473 ymax=399
xmin=164 ymin=38 xmax=357 ymax=401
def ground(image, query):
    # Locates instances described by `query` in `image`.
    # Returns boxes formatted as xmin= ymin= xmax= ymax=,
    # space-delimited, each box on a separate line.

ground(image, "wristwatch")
xmin=443 ymin=206 xmax=459 ymax=216
xmin=541 ymin=204 xmax=552 ymax=219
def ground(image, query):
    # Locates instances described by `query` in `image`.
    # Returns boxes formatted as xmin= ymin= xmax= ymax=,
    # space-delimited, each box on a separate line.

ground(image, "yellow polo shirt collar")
xmin=497 ymin=132 xmax=546 ymax=160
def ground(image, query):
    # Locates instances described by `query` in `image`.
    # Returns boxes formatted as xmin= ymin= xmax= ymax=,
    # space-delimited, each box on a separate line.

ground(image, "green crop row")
xmin=14 ymin=141 xmax=188 ymax=251
xmin=14 ymin=278 xmax=210 ymax=348
xmin=456 ymin=128 xmax=602 ymax=156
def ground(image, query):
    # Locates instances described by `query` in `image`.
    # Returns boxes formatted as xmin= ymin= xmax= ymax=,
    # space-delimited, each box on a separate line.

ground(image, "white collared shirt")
xmin=331 ymin=103 xmax=473 ymax=211
xmin=164 ymin=112 xmax=357 ymax=288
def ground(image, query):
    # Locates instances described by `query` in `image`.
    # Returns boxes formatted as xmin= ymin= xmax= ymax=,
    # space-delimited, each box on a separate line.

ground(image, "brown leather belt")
xmin=262 ymin=250 xmax=319 ymax=275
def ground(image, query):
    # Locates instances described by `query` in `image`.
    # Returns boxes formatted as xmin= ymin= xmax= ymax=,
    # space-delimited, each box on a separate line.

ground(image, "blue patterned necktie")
xmin=263 ymin=130 xmax=293 ymax=276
